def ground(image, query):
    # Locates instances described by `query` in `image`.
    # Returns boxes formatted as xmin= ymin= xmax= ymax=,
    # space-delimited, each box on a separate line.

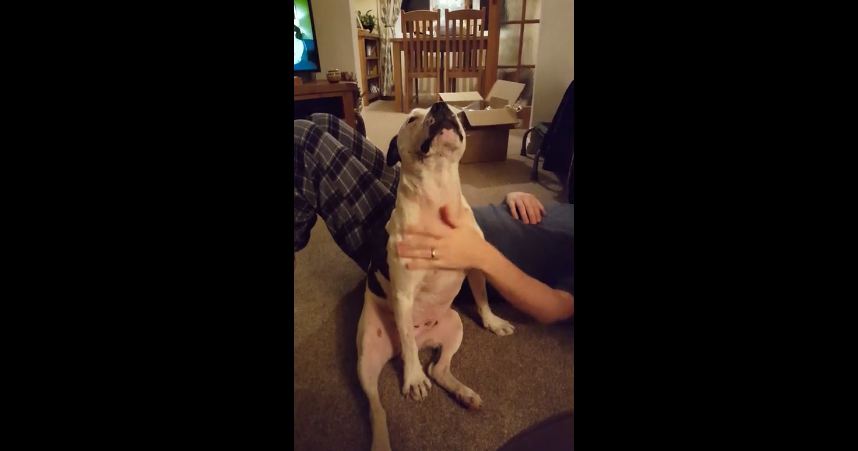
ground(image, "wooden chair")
xmin=443 ymin=8 xmax=486 ymax=93
xmin=401 ymin=10 xmax=442 ymax=111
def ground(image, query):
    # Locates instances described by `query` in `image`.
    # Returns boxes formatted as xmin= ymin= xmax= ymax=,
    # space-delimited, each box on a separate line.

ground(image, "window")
xmin=496 ymin=0 xmax=541 ymax=106
xmin=400 ymin=0 xmax=430 ymax=11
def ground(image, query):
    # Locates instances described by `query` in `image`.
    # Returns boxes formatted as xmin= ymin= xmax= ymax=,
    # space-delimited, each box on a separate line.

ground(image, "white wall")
xmin=531 ymin=0 xmax=573 ymax=125
xmin=353 ymin=0 xmax=379 ymax=18
xmin=312 ymin=0 xmax=361 ymax=80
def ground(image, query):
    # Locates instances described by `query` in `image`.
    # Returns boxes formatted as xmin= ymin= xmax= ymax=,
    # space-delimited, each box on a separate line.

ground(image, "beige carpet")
xmin=294 ymin=99 xmax=573 ymax=451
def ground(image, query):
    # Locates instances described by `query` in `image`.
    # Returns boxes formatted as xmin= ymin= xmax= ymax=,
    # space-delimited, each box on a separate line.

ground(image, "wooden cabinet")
xmin=294 ymin=80 xmax=358 ymax=129
xmin=357 ymin=30 xmax=381 ymax=106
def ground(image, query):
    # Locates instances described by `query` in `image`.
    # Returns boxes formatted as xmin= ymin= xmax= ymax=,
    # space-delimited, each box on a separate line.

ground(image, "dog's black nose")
xmin=429 ymin=101 xmax=452 ymax=119
xmin=419 ymin=101 xmax=463 ymax=155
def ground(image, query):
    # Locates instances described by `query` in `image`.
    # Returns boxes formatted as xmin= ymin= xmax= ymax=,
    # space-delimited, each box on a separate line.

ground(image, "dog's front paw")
xmin=483 ymin=314 xmax=515 ymax=336
xmin=402 ymin=370 xmax=432 ymax=401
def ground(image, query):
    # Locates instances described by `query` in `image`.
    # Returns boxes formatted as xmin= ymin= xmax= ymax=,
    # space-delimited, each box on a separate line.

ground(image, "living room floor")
xmin=294 ymin=98 xmax=573 ymax=451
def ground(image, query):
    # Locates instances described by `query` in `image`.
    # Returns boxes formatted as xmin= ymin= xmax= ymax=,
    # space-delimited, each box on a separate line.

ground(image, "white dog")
xmin=356 ymin=102 xmax=515 ymax=451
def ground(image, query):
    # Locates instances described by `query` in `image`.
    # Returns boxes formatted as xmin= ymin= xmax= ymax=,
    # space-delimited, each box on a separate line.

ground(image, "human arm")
xmin=396 ymin=205 xmax=573 ymax=324
xmin=476 ymin=243 xmax=574 ymax=324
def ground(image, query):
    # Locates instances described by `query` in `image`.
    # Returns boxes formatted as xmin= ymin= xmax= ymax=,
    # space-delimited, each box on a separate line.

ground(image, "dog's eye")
xmin=407 ymin=117 xmax=417 ymax=124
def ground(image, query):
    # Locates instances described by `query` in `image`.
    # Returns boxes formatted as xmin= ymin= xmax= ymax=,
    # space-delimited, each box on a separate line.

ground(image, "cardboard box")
xmin=437 ymin=91 xmax=482 ymax=109
xmin=439 ymin=80 xmax=526 ymax=164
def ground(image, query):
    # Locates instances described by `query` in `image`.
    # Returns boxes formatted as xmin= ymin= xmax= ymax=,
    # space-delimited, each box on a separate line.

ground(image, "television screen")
xmin=294 ymin=0 xmax=321 ymax=72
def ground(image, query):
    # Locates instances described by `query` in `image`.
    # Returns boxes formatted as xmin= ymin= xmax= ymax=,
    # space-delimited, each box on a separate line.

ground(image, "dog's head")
xmin=386 ymin=102 xmax=466 ymax=169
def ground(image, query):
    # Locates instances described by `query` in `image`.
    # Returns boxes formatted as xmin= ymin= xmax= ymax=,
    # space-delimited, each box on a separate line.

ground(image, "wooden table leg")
xmin=342 ymin=90 xmax=356 ymax=129
xmin=393 ymin=41 xmax=404 ymax=113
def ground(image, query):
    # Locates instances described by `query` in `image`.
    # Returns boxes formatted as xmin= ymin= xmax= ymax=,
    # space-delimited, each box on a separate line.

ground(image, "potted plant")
xmin=357 ymin=10 xmax=376 ymax=33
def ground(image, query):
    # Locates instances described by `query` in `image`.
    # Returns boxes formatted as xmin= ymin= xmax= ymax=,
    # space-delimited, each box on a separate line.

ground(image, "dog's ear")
xmin=386 ymin=135 xmax=400 ymax=166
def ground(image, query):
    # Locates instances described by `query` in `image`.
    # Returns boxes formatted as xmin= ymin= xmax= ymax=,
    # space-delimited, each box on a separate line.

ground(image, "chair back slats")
xmin=444 ymin=8 xmax=485 ymax=77
xmin=401 ymin=10 xmax=441 ymax=76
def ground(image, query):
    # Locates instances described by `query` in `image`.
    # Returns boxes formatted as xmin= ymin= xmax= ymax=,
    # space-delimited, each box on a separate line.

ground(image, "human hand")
xmin=505 ymin=192 xmax=546 ymax=224
xmin=396 ymin=205 xmax=492 ymax=271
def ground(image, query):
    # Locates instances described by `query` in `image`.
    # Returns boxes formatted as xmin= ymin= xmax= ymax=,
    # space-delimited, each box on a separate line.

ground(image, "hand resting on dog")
xmin=397 ymin=192 xmax=574 ymax=324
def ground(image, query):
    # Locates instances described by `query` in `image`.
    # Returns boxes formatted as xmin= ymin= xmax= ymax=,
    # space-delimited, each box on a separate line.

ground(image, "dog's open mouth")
xmin=419 ymin=117 xmax=463 ymax=155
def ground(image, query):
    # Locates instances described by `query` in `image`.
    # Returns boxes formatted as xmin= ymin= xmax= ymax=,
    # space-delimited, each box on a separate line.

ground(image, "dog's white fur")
xmin=356 ymin=103 xmax=514 ymax=451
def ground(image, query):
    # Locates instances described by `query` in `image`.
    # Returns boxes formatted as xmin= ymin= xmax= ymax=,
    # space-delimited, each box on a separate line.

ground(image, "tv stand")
xmin=294 ymin=80 xmax=357 ymax=129
xmin=295 ymin=72 xmax=314 ymax=83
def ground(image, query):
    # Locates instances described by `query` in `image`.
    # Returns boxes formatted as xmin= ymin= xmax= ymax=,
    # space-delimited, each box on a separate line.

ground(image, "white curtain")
xmin=379 ymin=0 xmax=401 ymax=97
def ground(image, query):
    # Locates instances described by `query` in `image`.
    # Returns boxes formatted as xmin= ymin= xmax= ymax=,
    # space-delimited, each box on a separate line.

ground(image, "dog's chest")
xmin=411 ymin=269 xmax=466 ymax=321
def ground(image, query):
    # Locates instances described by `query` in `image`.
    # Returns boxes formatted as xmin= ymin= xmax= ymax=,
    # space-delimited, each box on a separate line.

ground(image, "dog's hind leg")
xmin=425 ymin=309 xmax=482 ymax=410
xmin=357 ymin=295 xmax=396 ymax=451
xmin=467 ymin=269 xmax=515 ymax=336
xmin=358 ymin=351 xmax=393 ymax=451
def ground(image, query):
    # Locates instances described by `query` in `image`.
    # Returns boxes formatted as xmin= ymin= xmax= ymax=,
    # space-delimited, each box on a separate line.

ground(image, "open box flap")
xmin=439 ymin=91 xmax=483 ymax=103
xmin=486 ymin=80 xmax=526 ymax=105
xmin=464 ymin=107 xmax=519 ymax=127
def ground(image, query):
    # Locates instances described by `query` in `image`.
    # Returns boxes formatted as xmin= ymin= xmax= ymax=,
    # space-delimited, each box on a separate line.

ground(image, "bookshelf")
xmin=358 ymin=30 xmax=381 ymax=106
